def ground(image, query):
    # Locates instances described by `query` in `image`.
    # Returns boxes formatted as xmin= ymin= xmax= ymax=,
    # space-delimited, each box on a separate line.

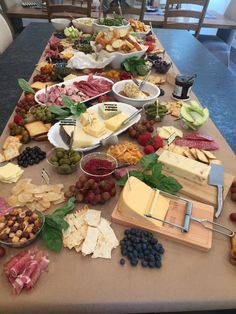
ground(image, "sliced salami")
xmin=175 ymin=138 xmax=219 ymax=151
xmin=183 ymin=133 xmax=214 ymax=142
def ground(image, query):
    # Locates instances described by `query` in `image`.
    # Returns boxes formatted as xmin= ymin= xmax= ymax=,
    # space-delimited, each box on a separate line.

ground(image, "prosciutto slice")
xmin=3 ymin=248 xmax=49 ymax=295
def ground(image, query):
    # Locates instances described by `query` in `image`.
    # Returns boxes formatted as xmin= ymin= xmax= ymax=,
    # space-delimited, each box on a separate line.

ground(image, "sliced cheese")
xmin=104 ymin=113 xmax=127 ymax=131
xmin=158 ymin=150 xmax=210 ymax=185
xmin=62 ymin=125 xmax=93 ymax=148
xmin=0 ymin=163 xmax=24 ymax=183
xmin=64 ymin=74 xmax=78 ymax=81
xmin=83 ymin=121 xmax=107 ymax=138
xmin=98 ymin=103 xmax=120 ymax=120
xmin=79 ymin=112 xmax=97 ymax=126
xmin=118 ymin=176 xmax=169 ymax=228
xmin=31 ymin=81 xmax=55 ymax=90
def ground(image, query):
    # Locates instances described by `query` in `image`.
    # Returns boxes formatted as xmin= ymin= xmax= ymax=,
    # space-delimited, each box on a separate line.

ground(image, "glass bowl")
xmin=80 ymin=152 xmax=118 ymax=181
xmin=0 ymin=207 xmax=45 ymax=248
xmin=47 ymin=147 xmax=82 ymax=175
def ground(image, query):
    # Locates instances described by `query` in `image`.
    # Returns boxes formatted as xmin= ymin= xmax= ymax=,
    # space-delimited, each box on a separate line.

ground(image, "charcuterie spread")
xmin=0 ymin=14 xmax=236 ymax=300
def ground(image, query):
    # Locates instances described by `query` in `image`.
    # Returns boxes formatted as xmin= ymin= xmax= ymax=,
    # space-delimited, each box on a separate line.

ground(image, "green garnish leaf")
xmin=140 ymin=154 xmax=158 ymax=170
xmin=61 ymin=95 xmax=75 ymax=109
xmin=18 ymin=78 xmax=35 ymax=94
xmin=117 ymin=170 xmax=145 ymax=186
xmin=41 ymin=197 xmax=76 ymax=252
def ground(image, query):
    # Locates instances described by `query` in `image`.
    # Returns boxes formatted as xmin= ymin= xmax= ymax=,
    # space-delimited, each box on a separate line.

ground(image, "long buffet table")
xmin=0 ymin=23 xmax=236 ymax=314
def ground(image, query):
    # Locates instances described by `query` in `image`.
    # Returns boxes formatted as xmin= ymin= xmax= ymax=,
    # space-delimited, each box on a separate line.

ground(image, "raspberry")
xmin=14 ymin=114 xmax=24 ymax=126
xmin=144 ymin=145 xmax=155 ymax=155
xmin=137 ymin=132 xmax=152 ymax=146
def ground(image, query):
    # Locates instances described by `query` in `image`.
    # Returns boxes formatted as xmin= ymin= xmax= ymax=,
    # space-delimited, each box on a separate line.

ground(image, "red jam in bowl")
xmin=83 ymin=158 xmax=114 ymax=178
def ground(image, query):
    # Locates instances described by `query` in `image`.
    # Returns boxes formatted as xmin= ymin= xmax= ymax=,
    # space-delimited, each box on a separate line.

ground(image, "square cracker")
xmin=84 ymin=209 xmax=101 ymax=227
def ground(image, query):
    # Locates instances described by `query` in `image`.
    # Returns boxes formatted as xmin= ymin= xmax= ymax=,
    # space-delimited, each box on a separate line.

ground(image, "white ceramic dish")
xmin=109 ymin=44 xmax=148 ymax=69
xmin=72 ymin=18 xmax=95 ymax=34
xmin=34 ymin=75 xmax=114 ymax=105
xmin=51 ymin=18 xmax=71 ymax=31
xmin=112 ymin=80 xmax=160 ymax=108
xmin=92 ymin=19 xmax=130 ymax=34
xmin=48 ymin=102 xmax=141 ymax=152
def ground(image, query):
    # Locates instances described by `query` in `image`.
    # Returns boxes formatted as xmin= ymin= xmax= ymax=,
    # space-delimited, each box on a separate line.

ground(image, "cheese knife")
xmin=208 ymin=163 xmax=224 ymax=218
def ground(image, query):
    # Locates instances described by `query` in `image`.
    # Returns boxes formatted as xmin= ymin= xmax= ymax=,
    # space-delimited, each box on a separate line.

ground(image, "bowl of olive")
xmin=47 ymin=147 xmax=82 ymax=175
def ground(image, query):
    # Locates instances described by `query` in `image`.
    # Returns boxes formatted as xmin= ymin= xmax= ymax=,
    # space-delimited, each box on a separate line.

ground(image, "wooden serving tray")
xmin=112 ymin=198 xmax=215 ymax=252
xmin=169 ymin=171 xmax=234 ymax=208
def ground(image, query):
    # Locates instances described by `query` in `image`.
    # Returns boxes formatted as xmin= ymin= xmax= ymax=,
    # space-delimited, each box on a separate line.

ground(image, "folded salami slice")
xmin=183 ymin=133 xmax=214 ymax=142
xmin=175 ymin=138 xmax=219 ymax=151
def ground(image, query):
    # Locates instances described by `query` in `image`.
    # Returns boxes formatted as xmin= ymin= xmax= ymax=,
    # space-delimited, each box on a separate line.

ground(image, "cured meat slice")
xmin=4 ymin=251 xmax=28 ymax=276
xmin=175 ymin=138 xmax=219 ymax=151
xmin=183 ymin=133 xmax=214 ymax=142
xmin=9 ymin=251 xmax=32 ymax=278
xmin=26 ymin=255 xmax=49 ymax=290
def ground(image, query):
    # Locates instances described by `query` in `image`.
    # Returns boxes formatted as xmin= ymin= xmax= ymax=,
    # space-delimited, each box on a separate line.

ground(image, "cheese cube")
xmin=104 ymin=113 xmax=127 ymax=131
xmin=83 ymin=121 xmax=107 ymax=138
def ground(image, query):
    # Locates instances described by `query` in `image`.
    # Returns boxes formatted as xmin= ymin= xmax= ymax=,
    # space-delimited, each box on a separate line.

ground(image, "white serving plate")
xmin=34 ymin=75 xmax=114 ymax=105
xmin=48 ymin=102 xmax=141 ymax=152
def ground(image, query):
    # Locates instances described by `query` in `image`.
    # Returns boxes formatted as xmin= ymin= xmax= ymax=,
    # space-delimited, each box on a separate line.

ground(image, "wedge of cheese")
xmin=0 ymin=163 xmax=24 ymax=183
xmin=158 ymin=150 xmax=210 ymax=185
xmin=62 ymin=124 xmax=93 ymax=148
xmin=104 ymin=113 xmax=127 ymax=131
xmin=83 ymin=121 xmax=107 ymax=138
xmin=118 ymin=176 xmax=169 ymax=228
xmin=79 ymin=112 xmax=97 ymax=126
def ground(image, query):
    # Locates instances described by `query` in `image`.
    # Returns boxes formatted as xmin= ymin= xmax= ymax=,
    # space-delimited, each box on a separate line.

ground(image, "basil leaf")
xmin=42 ymin=222 xmax=63 ymax=252
xmin=18 ymin=78 xmax=35 ymax=94
xmin=152 ymin=163 xmax=163 ymax=179
xmin=116 ymin=170 xmax=145 ymax=186
xmin=47 ymin=105 xmax=70 ymax=116
xmin=61 ymin=95 xmax=75 ymax=108
xmin=157 ymin=176 xmax=183 ymax=194
xmin=140 ymin=154 xmax=157 ymax=170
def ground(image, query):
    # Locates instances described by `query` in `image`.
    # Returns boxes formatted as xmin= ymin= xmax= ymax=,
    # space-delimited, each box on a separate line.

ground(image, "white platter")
xmin=34 ymin=75 xmax=114 ymax=105
xmin=48 ymin=102 xmax=141 ymax=152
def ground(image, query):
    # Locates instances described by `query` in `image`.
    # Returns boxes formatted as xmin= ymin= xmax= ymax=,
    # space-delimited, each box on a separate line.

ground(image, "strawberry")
xmin=146 ymin=35 xmax=156 ymax=42
xmin=144 ymin=145 xmax=155 ymax=155
xmin=144 ymin=42 xmax=155 ymax=52
xmin=152 ymin=135 xmax=163 ymax=150
xmin=137 ymin=132 xmax=152 ymax=146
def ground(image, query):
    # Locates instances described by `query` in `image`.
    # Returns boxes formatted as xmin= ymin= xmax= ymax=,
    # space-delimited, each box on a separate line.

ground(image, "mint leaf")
xmin=140 ymin=154 xmax=157 ymax=170
xmin=61 ymin=95 xmax=75 ymax=108
xmin=116 ymin=170 xmax=144 ymax=186
xmin=157 ymin=176 xmax=183 ymax=194
xmin=18 ymin=78 xmax=35 ymax=94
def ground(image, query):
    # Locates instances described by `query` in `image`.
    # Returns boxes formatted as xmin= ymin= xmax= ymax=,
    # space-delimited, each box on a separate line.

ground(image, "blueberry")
xmin=127 ymin=246 xmax=133 ymax=252
xmin=22 ymin=163 xmax=28 ymax=168
xmin=125 ymin=229 xmax=130 ymax=236
xmin=120 ymin=258 xmax=125 ymax=266
xmin=138 ymin=252 xmax=144 ymax=259
xmin=148 ymin=261 xmax=155 ymax=268
xmin=159 ymin=88 xmax=165 ymax=96
xmin=29 ymin=159 xmax=34 ymax=165
xmin=132 ymin=250 xmax=138 ymax=258
xmin=159 ymin=247 xmax=165 ymax=254
xmin=155 ymin=260 xmax=162 ymax=268
xmin=127 ymin=252 xmax=133 ymax=259
xmin=26 ymin=147 xmax=31 ymax=151
xmin=130 ymin=259 xmax=138 ymax=267
xmin=150 ymin=238 xmax=157 ymax=245
xmin=141 ymin=260 xmax=148 ymax=268
xmin=148 ymin=255 xmax=155 ymax=262
xmin=121 ymin=249 xmax=127 ymax=257
xmin=131 ymin=228 xmax=136 ymax=235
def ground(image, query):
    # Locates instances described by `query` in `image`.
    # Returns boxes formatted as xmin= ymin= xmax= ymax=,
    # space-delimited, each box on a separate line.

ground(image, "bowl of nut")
xmin=47 ymin=147 xmax=82 ymax=175
xmin=0 ymin=206 xmax=44 ymax=248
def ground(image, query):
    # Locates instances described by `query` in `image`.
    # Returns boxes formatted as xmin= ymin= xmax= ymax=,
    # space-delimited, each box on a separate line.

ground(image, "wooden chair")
xmin=163 ymin=0 xmax=210 ymax=38
xmin=45 ymin=0 xmax=92 ymax=21
xmin=103 ymin=0 xmax=147 ymax=22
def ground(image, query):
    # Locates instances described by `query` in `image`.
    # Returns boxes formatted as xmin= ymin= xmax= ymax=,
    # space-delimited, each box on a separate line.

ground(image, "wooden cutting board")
xmin=112 ymin=198 xmax=214 ymax=252
xmin=156 ymin=149 xmax=234 ymax=208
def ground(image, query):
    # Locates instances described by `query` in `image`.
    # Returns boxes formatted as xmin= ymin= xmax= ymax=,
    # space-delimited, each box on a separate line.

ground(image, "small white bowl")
xmin=112 ymin=80 xmax=160 ymax=108
xmin=51 ymin=18 xmax=71 ymax=31
xmin=72 ymin=17 xmax=95 ymax=34
xmin=92 ymin=19 xmax=130 ymax=34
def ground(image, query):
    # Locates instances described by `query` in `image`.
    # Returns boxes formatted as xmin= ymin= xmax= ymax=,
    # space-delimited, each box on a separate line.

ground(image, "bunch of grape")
xmin=15 ymin=93 xmax=36 ymax=115
xmin=128 ymin=120 xmax=155 ymax=139
xmin=64 ymin=176 xmax=116 ymax=205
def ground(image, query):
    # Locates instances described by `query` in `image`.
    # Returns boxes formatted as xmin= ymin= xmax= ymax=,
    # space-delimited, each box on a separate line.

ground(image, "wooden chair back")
xmin=0 ymin=11 xmax=14 ymax=54
xmin=164 ymin=0 xmax=210 ymax=38
xmin=103 ymin=0 xmax=147 ymax=22
xmin=45 ymin=0 xmax=92 ymax=21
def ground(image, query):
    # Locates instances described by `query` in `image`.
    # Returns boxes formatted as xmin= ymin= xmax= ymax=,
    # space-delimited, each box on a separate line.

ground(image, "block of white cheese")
xmin=98 ymin=103 xmax=121 ymax=120
xmin=83 ymin=121 xmax=107 ymax=138
xmin=0 ymin=163 xmax=24 ymax=183
xmin=62 ymin=124 xmax=93 ymax=148
xmin=118 ymin=176 xmax=169 ymax=228
xmin=158 ymin=150 xmax=210 ymax=185
xmin=79 ymin=111 xmax=97 ymax=126
xmin=104 ymin=113 xmax=127 ymax=131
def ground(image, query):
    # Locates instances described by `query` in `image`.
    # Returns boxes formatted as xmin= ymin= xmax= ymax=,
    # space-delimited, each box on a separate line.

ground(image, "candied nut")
xmin=29 ymin=232 xmax=34 ymax=239
xmin=16 ymin=230 xmax=22 ymax=237
xmin=24 ymin=216 xmax=30 ymax=222
xmin=32 ymin=213 xmax=38 ymax=219
xmin=0 ymin=223 xmax=5 ymax=230
xmin=0 ymin=216 xmax=5 ymax=223
xmin=32 ymin=225 xmax=40 ymax=234
xmin=16 ymin=217 xmax=24 ymax=223
xmin=28 ymin=218 xmax=35 ymax=224
xmin=10 ymin=226 xmax=18 ymax=233
xmin=22 ymin=231 xmax=30 ymax=239
xmin=18 ymin=223 xmax=24 ymax=231
xmin=7 ymin=220 xmax=14 ymax=227
xmin=26 ymin=225 xmax=33 ymax=233
xmin=13 ymin=222 xmax=19 ymax=227
xmin=20 ymin=237 xmax=27 ymax=243
xmin=0 ymin=233 xmax=8 ymax=241
xmin=11 ymin=216 xmax=16 ymax=222
xmin=9 ymin=232 xmax=15 ymax=238
xmin=12 ymin=236 xmax=20 ymax=243
xmin=4 ymin=227 xmax=10 ymax=234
